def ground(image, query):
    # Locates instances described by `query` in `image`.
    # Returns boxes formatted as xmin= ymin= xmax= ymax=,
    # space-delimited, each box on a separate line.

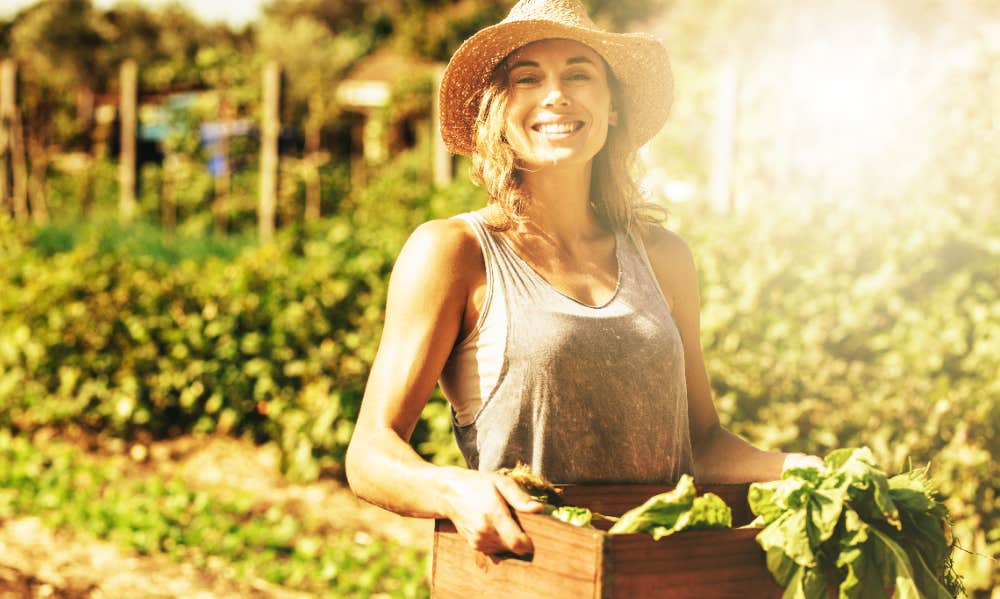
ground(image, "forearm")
xmin=345 ymin=425 xmax=466 ymax=520
xmin=691 ymin=423 xmax=787 ymax=483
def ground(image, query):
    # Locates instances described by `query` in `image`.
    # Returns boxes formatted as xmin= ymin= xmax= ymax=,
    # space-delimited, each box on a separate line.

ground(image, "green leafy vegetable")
xmin=545 ymin=505 xmax=594 ymax=527
xmin=607 ymin=474 xmax=732 ymax=539
xmin=749 ymin=447 xmax=963 ymax=599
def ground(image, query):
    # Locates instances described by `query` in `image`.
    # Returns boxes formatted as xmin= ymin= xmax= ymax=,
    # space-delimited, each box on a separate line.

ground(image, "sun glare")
xmin=648 ymin=1 xmax=998 ymax=213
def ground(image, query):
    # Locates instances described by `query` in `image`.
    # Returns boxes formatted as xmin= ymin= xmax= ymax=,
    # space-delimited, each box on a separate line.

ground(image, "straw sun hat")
xmin=439 ymin=0 xmax=673 ymax=156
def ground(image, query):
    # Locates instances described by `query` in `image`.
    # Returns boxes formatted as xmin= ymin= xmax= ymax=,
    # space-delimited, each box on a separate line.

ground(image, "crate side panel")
xmin=606 ymin=528 xmax=783 ymax=598
xmin=433 ymin=514 xmax=606 ymax=599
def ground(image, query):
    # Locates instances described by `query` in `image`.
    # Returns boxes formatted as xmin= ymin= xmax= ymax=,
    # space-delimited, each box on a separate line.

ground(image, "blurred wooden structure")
xmin=336 ymin=50 xmax=451 ymax=187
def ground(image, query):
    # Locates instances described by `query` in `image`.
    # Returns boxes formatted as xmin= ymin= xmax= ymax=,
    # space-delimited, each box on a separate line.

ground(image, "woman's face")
xmin=502 ymin=38 xmax=617 ymax=170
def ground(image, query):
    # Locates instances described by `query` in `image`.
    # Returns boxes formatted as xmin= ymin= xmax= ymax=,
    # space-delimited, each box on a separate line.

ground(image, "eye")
xmin=514 ymin=75 xmax=540 ymax=85
xmin=567 ymin=71 xmax=592 ymax=81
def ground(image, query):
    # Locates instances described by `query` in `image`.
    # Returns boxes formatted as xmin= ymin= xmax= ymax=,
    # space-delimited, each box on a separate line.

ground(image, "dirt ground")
xmin=0 ymin=434 xmax=433 ymax=598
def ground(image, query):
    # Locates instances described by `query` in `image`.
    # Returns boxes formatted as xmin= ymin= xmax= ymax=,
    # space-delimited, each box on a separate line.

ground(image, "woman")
xmin=345 ymin=0 xmax=821 ymax=556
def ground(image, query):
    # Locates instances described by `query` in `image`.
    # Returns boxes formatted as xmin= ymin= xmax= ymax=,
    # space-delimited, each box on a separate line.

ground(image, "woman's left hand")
xmin=781 ymin=452 xmax=825 ymax=473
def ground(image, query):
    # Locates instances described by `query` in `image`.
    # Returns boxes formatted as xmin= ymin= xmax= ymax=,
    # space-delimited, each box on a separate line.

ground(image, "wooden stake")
xmin=710 ymin=62 xmax=740 ymax=214
xmin=303 ymin=96 xmax=322 ymax=221
xmin=9 ymin=108 xmax=27 ymax=221
xmin=432 ymin=66 xmax=452 ymax=187
xmin=213 ymin=89 xmax=230 ymax=236
xmin=161 ymin=153 xmax=176 ymax=236
xmin=259 ymin=61 xmax=280 ymax=243
xmin=0 ymin=60 xmax=13 ymax=215
xmin=2 ymin=61 xmax=28 ymax=221
xmin=26 ymin=134 xmax=48 ymax=223
xmin=119 ymin=59 xmax=137 ymax=222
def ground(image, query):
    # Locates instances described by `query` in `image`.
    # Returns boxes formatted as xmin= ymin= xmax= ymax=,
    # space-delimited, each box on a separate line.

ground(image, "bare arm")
xmin=345 ymin=219 xmax=541 ymax=554
xmin=641 ymin=226 xmax=820 ymax=482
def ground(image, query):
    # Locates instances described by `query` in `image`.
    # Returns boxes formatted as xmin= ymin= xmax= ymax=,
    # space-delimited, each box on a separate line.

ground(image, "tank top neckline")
xmin=467 ymin=210 xmax=623 ymax=310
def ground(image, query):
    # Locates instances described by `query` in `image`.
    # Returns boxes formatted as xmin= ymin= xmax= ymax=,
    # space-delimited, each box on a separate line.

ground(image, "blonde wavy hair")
xmin=470 ymin=53 xmax=665 ymax=232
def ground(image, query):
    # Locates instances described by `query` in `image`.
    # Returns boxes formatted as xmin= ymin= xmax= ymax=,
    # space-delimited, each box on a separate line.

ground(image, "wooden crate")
xmin=432 ymin=483 xmax=784 ymax=599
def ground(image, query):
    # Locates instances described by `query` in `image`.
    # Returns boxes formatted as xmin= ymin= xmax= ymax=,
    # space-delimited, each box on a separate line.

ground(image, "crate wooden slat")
xmin=432 ymin=483 xmax=784 ymax=599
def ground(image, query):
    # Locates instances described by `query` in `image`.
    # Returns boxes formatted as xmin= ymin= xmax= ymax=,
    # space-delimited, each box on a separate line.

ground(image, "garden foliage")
xmin=0 ymin=152 xmax=997 ymax=590
xmin=0 ymin=430 xmax=428 ymax=598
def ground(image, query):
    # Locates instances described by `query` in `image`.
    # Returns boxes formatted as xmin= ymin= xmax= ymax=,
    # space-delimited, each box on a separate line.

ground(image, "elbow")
xmin=690 ymin=421 xmax=724 ymax=480
xmin=691 ymin=420 xmax=723 ymax=456
xmin=344 ymin=434 xmax=366 ymax=499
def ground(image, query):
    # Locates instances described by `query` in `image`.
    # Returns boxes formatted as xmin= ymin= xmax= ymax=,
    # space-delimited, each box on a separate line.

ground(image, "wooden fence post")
xmin=259 ymin=61 xmax=280 ymax=243
xmin=432 ymin=66 xmax=452 ymax=187
xmin=0 ymin=59 xmax=12 ymax=215
xmin=213 ymin=88 xmax=231 ymax=236
xmin=2 ymin=60 xmax=28 ymax=221
xmin=709 ymin=62 xmax=740 ymax=214
xmin=119 ymin=59 xmax=138 ymax=222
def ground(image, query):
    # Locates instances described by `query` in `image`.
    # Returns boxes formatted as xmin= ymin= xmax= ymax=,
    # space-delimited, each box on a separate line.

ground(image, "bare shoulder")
xmin=404 ymin=218 xmax=478 ymax=256
xmin=393 ymin=217 xmax=484 ymax=292
xmin=638 ymin=222 xmax=695 ymax=272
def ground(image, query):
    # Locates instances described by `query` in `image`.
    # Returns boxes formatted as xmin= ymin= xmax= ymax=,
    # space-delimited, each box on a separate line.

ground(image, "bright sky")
xmin=0 ymin=0 xmax=266 ymax=27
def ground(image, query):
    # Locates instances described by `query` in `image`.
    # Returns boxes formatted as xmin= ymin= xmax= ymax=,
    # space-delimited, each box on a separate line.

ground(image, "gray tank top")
xmin=444 ymin=211 xmax=693 ymax=484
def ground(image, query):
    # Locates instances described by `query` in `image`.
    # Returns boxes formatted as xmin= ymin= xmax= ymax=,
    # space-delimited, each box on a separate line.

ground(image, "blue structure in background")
xmin=200 ymin=120 xmax=253 ymax=176
xmin=137 ymin=92 xmax=253 ymax=177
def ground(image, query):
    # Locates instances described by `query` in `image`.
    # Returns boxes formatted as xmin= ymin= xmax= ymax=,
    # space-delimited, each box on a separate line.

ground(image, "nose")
xmin=541 ymin=83 xmax=570 ymax=108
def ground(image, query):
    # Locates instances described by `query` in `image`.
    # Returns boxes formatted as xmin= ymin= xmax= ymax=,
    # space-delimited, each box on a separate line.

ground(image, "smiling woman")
xmin=501 ymin=40 xmax=616 ymax=168
xmin=345 ymin=0 xmax=822 ymax=558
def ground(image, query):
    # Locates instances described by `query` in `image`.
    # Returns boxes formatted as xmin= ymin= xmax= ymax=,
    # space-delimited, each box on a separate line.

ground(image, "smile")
xmin=531 ymin=121 xmax=584 ymax=135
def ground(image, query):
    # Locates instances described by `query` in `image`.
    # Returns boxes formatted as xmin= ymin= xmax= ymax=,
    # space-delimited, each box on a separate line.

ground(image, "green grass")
xmin=0 ymin=431 xmax=429 ymax=598
xmin=30 ymin=215 xmax=256 ymax=264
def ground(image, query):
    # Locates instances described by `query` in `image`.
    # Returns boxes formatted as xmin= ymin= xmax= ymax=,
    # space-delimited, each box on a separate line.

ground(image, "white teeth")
xmin=535 ymin=122 xmax=580 ymax=134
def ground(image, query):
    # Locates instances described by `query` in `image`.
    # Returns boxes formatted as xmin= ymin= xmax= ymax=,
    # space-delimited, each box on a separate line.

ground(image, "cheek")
xmin=503 ymin=99 xmax=534 ymax=148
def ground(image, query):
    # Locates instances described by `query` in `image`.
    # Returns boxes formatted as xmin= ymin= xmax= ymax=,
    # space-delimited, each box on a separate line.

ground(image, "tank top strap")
xmin=452 ymin=211 xmax=540 ymax=300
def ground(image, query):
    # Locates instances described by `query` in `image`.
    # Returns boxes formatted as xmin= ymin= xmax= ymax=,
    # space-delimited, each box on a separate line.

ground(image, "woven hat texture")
xmin=439 ymin=0 xmax=673 ymax=156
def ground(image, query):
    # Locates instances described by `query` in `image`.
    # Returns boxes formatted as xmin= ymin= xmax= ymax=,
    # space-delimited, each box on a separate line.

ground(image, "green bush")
xmin=0 ymin=152 xmax=477 ymax=481
xmin=678 ymin=200 xmax=999 ymax=591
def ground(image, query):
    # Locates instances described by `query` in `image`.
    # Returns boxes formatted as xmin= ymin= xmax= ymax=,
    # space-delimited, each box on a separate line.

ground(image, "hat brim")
xmin=439 ymin=19 xmax=672 ymax=156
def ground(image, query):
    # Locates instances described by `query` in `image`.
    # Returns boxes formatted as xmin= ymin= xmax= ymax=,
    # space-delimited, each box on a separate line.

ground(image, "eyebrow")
xmin=507 ymin=56 xmax=597 ymax=70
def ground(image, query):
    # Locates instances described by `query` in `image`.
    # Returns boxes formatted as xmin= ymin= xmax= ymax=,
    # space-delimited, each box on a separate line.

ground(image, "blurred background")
xmin=0 ymin=0 xmax=996 ymax=597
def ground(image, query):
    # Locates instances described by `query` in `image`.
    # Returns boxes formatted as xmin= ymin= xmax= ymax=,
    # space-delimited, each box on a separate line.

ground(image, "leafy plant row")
xmin=0 ymin=430 xmax=429 ymax=598
xmin=0 ymin=152 xmax=475 ymax=481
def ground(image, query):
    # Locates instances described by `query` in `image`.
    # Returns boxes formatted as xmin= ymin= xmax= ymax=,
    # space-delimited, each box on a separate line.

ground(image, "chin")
xmin=521 ymin=149 xmax=591 ymax=169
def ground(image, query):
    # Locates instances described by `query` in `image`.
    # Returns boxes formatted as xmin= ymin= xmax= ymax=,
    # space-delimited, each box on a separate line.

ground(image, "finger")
xmin=494 ymin=477 xmax=544 ymax=513
xmin=491 ymin=506 xmax=533 ymax=555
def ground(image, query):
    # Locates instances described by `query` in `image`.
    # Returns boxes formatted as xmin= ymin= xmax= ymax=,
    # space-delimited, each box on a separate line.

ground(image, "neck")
xmin=517 ymin=161 xmax=604 ymax=243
